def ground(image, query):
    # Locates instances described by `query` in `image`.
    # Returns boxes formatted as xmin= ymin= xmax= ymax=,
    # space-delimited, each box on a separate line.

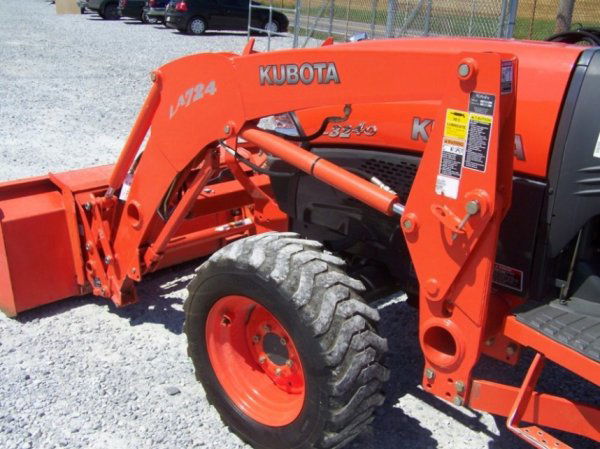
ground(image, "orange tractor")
xmin=1 ymin=37 xmax=599 ymax=448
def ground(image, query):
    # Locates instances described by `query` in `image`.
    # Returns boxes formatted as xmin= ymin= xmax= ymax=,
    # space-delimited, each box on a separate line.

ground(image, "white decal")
xmin=169 ymin=80 xmax=217 ymax=119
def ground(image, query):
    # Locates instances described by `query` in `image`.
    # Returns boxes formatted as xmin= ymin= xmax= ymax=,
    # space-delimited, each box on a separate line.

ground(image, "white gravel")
xmin=0 ymin=2 xmax=598 ymax=449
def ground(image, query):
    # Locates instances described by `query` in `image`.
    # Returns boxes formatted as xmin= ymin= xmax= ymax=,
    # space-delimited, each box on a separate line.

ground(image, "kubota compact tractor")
xmin=0 ymin=37 xmax=599 ymax=448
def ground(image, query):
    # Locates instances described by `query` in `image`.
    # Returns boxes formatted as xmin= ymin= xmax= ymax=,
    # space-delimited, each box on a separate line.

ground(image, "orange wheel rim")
xmin=205 ymin=295 xmax=306 ymax=427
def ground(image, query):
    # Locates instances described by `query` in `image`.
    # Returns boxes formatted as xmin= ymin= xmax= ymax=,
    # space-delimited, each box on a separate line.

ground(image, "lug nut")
xmin=220 ymin=314 xmax=232 ymax=327
xmin=258 ymin=356 xmax=266 ymax=364
xmin=286 ymin=359 xmax=293 ymax=367
xmin=252 ymin=335 xmax=260 ymax=343
xmin=262 ymin=325 xmax=271 ymax=333
xmin=104 ymin=255 xmax=112 ymax=265
xmin=274 ymin=368 xmax=282 ymax=377
xmin=453 ymin=396 xmax=464 ymax=406
xmin=280 ymin=337 xmax=287 ymax=346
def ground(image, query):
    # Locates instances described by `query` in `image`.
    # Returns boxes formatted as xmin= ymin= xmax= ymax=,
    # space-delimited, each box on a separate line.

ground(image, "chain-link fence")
xmin=515 ymin=0 xmax=600 ymax=40
xmin=268 ymin=0 xmax=600 ymax=47
xmin=279 ymin=0 xmax=518 ymax=46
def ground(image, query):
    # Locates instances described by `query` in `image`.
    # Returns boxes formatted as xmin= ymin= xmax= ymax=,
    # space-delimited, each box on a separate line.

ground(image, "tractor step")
xmin=516 ymin=299 xmax=600 ymax=363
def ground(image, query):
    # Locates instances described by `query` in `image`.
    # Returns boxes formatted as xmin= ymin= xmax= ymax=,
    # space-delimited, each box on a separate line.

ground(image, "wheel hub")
xmin=206 ymin=295 xmax=305 ymax=426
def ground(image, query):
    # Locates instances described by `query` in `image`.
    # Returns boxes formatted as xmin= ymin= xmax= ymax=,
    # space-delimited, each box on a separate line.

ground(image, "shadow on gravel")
xmin=167 ymin=31 xmax=249 ymax=37
xmin=106 ymin=259 xmax=204 ymax=334
xmin=11 ymin=259 xmax=204 ymax=335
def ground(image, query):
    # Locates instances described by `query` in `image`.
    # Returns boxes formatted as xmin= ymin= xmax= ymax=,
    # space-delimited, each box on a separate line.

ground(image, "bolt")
xmin=150 ymin=71 xmax=157 ymax=82
xmin=506 ymin=343 xmax=517 ymax=357
xmin=274 ymin=368 xmax=282 ymax=377
xmin=93 ymin=277 xmax=101 ymax=288
xmin=453 ymin=396 xmax=464 ymax=406
xmin=104 ymin=256 xmax=112 ymax=265
xmin=425 ymin=368 xmax=435 ymax=380
xmin=286 ymin=359 xmax=293 ymax=367
xmin=85 ymin=242 xmax=92 ymax=252
xmin=465 ymin=200 xmax=480 ymax=216
xmin=403 ymin=219 xmax=413 ymax=230
xmin=131 ymin=268 xmax=136 ymax=274
xmin=252 ymin=335 xmax=260 ymax=344
xmin=458 ymin=63 xmax=470 ymax=78
xmin=262 ymin=324 xmax=271 ymax=333
xmin=280 ymin=337 xmax=287 ymax=346
xmin=425 ymin=278 xmax=440 ymax=298
xmin=484 ymin=337 xmax=495 ymax=347
xmin=455 ymin=381 xmax=465 ymax=394
xmin=258 ymin=356 xmax=266 ymax=365
xmin=223 ymin=124 xmax=232 ymax=135
xmin=83 ymin=202 xmax=92 ymax=211
xmin=203 ymin=188 xmax=214 ymax=194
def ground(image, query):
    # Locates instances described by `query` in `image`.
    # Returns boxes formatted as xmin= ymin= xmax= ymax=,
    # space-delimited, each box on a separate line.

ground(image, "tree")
xmin=555 ymin=0 xmax=577 ymax=33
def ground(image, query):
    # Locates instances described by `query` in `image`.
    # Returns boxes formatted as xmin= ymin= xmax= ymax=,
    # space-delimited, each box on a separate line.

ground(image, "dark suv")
xmin=165 ymin=0 xmax=289 ymax=35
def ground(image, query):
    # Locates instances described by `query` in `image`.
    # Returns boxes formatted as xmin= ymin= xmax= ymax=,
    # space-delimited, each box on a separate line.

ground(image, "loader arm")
xmin=58 ymin=40 xmax=516 ymax=410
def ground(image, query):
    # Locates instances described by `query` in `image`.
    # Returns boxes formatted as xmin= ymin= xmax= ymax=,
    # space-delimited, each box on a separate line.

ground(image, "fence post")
xmin=555 ymin=0 xmax=576 ymax=33
xmin=293 ymin=0 xmax=302 ymax=47
xmin=506 ymin=0 xmax=519 ymax=38
xmin=498 ymin=0 xmax=508 ymax=37
xmin=329 ymin=0 xmax=335 ymax=35
xmin=386 ymin=0 xmax=399 ymax=38
xmin=370 ymin=0 xmax=378 ymax=38
xmin=423 ymin=0 xmax=432 ymax=36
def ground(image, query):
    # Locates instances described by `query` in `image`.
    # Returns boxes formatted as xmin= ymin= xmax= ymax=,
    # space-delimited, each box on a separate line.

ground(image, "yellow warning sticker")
xmin=444 ymin=109 xmax=469 ymax=140
xmin=469 ymin=113 xmax=493 ymax=125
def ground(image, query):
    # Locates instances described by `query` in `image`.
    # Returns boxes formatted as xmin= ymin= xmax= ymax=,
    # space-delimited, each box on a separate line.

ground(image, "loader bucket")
xmin=0 ymin=172 xmax=90 ymax=317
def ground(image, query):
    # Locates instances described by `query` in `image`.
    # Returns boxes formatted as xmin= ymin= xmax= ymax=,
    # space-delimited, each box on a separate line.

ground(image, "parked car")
xmin=77 ymin=0 xmax=89 ymax=13
xmin=165 ymin=0 xmax=289 ymax=35
xmin=118 ymin=0 xmax=146 ymax=20
xmin=143 ymin=0 xmax=169 ymax=24
xmin=87 ymin=0 xmax=120 ymax=19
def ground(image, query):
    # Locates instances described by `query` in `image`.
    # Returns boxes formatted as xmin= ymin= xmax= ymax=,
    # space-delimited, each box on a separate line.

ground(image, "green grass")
xmin=513 ymin=17 xmax=600 ymax=39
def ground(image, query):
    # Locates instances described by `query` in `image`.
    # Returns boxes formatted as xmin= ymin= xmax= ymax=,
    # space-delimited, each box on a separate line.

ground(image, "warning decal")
xmin=438 ymin=110 xmax=470 ymax=200
xmin=469 ymin=92 xmax=495 ymax=116
xmin=493 ymin=263 xmax=524 ymax=292
xmin=444 ymin=109 xmax=469 ymax=140
xmin=440 ymin=139 xmax=465 ymax=179
xmin=436 ymin=138 xmax=465 ymax=199
xmin=463 ymin=93 xmax=495 ymax=173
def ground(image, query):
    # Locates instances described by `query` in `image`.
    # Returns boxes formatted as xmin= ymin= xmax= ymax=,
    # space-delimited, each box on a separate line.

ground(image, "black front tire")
xmin=101 ymin=3 xmax=119 ymax=20
xmin=185 ymin=232 xmax=389 ymax=449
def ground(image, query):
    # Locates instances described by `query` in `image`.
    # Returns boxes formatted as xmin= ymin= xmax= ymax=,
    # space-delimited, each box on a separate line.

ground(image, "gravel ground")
xmin=0 ymin=2 xmax=598 ymax=449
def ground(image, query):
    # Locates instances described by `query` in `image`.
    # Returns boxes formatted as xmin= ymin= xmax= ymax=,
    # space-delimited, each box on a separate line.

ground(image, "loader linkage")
xmin=0 ymin=37 xmax=598 ymax=448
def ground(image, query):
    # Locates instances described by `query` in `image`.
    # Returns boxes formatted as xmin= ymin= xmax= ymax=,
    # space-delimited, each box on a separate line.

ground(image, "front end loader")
xmin=0 ymin=37 xmax=598 ymax=448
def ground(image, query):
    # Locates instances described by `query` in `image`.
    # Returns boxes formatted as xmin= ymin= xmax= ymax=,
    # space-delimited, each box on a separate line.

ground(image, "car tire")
xmin=101 ymin=3 xmax=120 ymax=20
xmin=141 ymin=12 xmax=157 ymax=24
xmin=262 ymin=19 xmax=281 ymax=33
xmin=184 ymin=232 xmax=389 ymax=449
xmin=187 ymin=17 xmax=207 ymax=35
